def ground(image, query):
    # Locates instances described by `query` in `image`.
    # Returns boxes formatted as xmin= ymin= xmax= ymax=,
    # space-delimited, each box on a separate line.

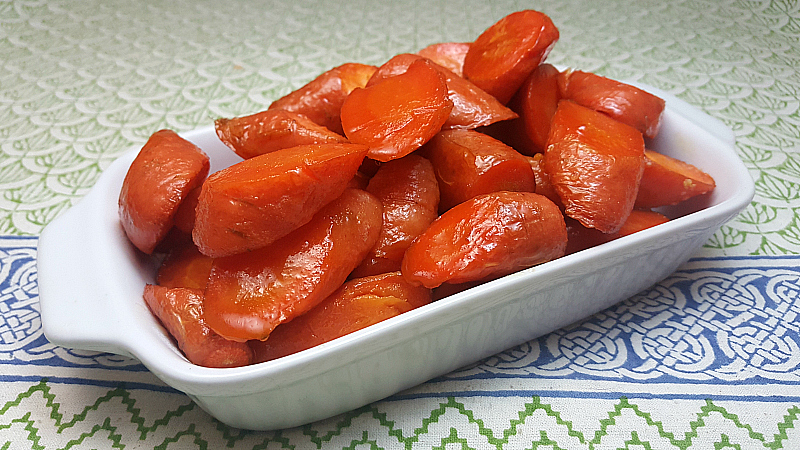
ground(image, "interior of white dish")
xmin=39 ymin=85 xmax=753 ymax=402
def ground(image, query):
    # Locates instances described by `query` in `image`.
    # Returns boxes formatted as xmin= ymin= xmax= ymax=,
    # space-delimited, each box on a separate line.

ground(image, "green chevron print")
xmin=1 ymin=380 xmax=799 ymax=449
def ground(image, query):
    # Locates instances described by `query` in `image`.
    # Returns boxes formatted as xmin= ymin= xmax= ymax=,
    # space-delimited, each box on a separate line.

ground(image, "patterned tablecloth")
xmin=2 ymin=0 xmax=799 ymax=447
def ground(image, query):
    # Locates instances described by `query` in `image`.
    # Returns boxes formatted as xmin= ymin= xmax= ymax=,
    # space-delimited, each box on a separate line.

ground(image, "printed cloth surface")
xmin=2 ymin=0 xmax=800 ymax=448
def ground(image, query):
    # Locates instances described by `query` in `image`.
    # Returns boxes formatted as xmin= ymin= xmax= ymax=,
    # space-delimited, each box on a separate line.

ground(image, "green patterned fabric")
xmin=2 ymin=0 xmax=800 ymax=448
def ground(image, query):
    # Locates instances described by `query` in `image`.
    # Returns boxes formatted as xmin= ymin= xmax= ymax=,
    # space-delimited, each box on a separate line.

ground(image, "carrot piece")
xmin=565 ymin=210 xmax=670 ymax=254
xmin=250 ymin=272 xmax=431 ymax=362
xmin=119 ymin=129 xmax=210 ymax=254
xmin=172 ymin=185 xmax=201 ymax=234
xmin=421 ymin=129 xmax=535 ymax=212
xmin=506 ymin=63 xmax=562 ymax=155
xmin=203 ymin=188 xmax=383 ymax=342
xmin=215 ymin=109 xmax=348 ymax=159
xmin=635 ymin=149 xmax=716 ymax=208
xmin=462 ymin=10 xmax=559 ymax=104
xmin=192 ymin=143 xmax=368 ymax=258
xmin=350 ymin=154 xmax=440 ymax=278
xmin=156 ymin=240 xmax=213 ymax=290
xmin=401 ymin=191 xmax=566 ymax=288
xmin=367 ymin=53 xmax=517 ymax=131
xmin=558 ymin=69 xmax=666 ymax=139
xmin=340 ymin=59 xmax=453 ymax=162
xmin=143 ymin=285 xmax=253 ymax=368
xmin=526 ymin=153 xmax=562 ymax=209
xmin=417 ymin=42 xmax=471 ymax=77
xmin=269 ymin=62 xmax=377 ymax=135
xmin=543 ymin=101 xmax=645 ymax=234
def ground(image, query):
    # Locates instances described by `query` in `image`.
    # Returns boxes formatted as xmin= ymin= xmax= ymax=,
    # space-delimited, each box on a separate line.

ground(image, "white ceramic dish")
xmin=38 ymin=86 xmax=754 ymax=431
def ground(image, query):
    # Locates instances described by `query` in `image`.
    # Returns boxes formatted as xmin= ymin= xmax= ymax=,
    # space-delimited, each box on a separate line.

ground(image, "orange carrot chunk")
xmin=250 ymin=272 xmax=431 ymax=362
xmin=350 ymin=154 xmax=440 ymax=278
xmin=192 ymin=143 xmax=368 ymax=258
xmin=368 ymin=53 xmax=517 ymax=131
xmin=341 ymin=59 xmax=453 ymax=162
xmin=565 ymin=210 xmax=670 ymax=254
xmin=119 ymin=130 xmax=209 ymax=254
xmin=506 ymin=63 xmax=562 ymax=155
xmin=203 ymin=188 xmax=383 ymax=342
xmin=215 ymin=109 xmax=348 ymax=160
xmin=543 ymin=101 xmax=645 ymax=234
xmin=417 ymin=42 xmax=471 ymax=77
xmin=635 ymin=149 xmax=716 ymax=208
xmin=156 ymin=240 xmax=213 ymax=290
xmin=421 ymin=129 xmax=535 ymax=212
xmin=402 ymin=191 xmax=566 ymax=288
xmin=462 ymin=10 xmax=559 ymax=104
xmin=558 ymin=69 xmax=666 ymax=139
xmin=143 ymin=285 xmax=254 ymax=368
xmin=269 ymin=63 xmax=377 ymax=135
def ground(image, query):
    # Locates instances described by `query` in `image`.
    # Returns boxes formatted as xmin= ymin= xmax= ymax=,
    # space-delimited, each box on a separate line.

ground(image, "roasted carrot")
xmin=565 ymin=210 xmax=670 ymax=254
xmin=462 ymin=10 xmax=559 ymax=104
xmin=215 ymin=109 xmax=348 ymax=159
xmin=543 ymin=101 xmax=645 ymax=233
xmin=143 ymin=285 xmax=253 ymax=368
xmin=340 ymin=59 xmax=453 ymax=162
xmin=401 ymin=191 xmax=566 ymax=288
xmin=635 ymin=149 xmax=716 ymax=208
xmin=250 ymin=271 xmax=431 ymax=362
xmin=558 ymin=69 xmax=666 ymax=139
xmin=421 ymin=129 xmax=535 ymax=212
xmin=203 ymin=188 xmax=383 ymax=342
xmin=156 ymin=240 xmax=213 ymax=290
xmin=350 ymin=154 xmax=440 ymax=278
xmin=119 ymin=129 xmax=209 ymax=254
xmin=192 ymin=143 xmax=368 ymax=258
xmin=417 ymin=42 xmax=471 ymax=77
xmin=269 ymin=62 xmax=377 ymax=135
xmin=505 ymin=63 xmax=562 ymax=155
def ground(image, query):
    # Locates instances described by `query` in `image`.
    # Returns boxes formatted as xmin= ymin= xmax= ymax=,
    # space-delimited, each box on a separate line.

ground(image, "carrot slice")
xmin=143 ymin=285 xmax=253 ymax=368
xmin=565 ymin=210 xmax=670 ymax=254
xmin=635 ymin=149 xmax=716 ymax=208
xmin=350 ymin=154 xmax=440 ymax=278
xmin=417 ymin=42 xmax=470 ymax=77
xmin=401 ymin=191 xmax=566 ymax=288
xmin=507 ymin=63 xmax=562 ymax=155
xmin=269 ymin=62 xmax=377 ymax=135
xmin=340 ymin=59 xmax=453 ymax=162
xmin=543 ymin=100 xmax=645 ymax=233
xmin=215 ymin=109 xmax=348 ymax=159
xmin=421 ymin=129 xmax=535 ymax=212
xmin=526 ymin=153 xmax=562 ymax=209
xmin=119 ymin=129 xmax=210 ymax=254
xmin=250 ymin=272 xmax=431 ymax=362
xmin=203 ymin=188 xmax=383 ymax=342
xmin=558 ymin=69 xmax=666 ymax=139
xmin=193 ymin=143 xmax=368 ymax=258
xmin=157 ymin=240 xmax=213 ymax=290
xmin=462 ymin=10 xmax=559 ymax=104
xmin=367 ymin=53 xmax=517 ymax=131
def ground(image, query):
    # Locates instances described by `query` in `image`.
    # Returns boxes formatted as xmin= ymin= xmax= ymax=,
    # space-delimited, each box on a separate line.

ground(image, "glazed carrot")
xmin=417 ymin=42 xmax=471 ymax=77
xmin=635 ymin=149 xmax=716 ymax=208
xmin=192 ymin=143 xmax=368 ymax=258
xmin=119 ymin=129 xmax=210 ymax=254
xmin=402 ymin=191 xmax=566 ymax=288
xmin=268 ymin=63 xmax=377 ymax=135
xmin=462 ymin=10 xmax=559 ymax=104
xmin=215 ymin=109 xmax=348 ymax=159
xmin=143 ymin=285 xmax=254 ymax=368
xmin=350 ymin=154 xmax=440 ymax=278
xmin=367 ymin=53 xmax=517 ymax=131
xmin=526 ymin=153 xmax=562 ymax=209
xmin=558 ymin=69 xmax=666 ymax=139
xmin=203 ymin=188 xmax=383 ymax=342
xmin=156 ymin=240 xmax=213 ymax=290
xmin=340 ymin=59 xmax=453 ymax=162
xmin=172 ymin=185 xmax=201 ymax=234
xmin=250 ymin=272 xmax=431 ymax=362
xmin=565 ymin=210 xmax=670 ymax=254
xmin=506 ymin=63 xmax=562 ymax=155
xmin=421 ymin=129 xmax=535 ymax=212
xmin=543 ymin=101 xmax=645 ymax=234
